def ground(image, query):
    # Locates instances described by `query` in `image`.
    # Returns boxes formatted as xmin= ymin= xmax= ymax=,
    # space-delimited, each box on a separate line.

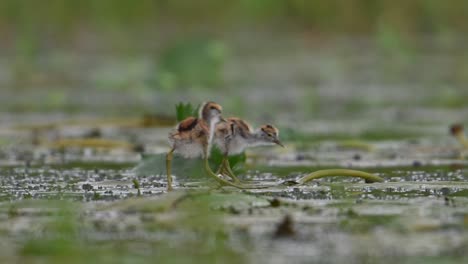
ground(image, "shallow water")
xmin=0 ymin=113 xmax=467 ymax=263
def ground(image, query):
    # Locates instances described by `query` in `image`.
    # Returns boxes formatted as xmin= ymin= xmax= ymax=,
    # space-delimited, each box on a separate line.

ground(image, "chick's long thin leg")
xmin=216 ymin=137 xmax=241 ymax=183
xmin=221 ymin=157 xmax=242 ymax=183
xmin=215 ymin=160 xmax=223 ymax=174
xmin=204 ymin=158 xmax=240 ymax=187
xmin=218 ymin=135 xmax=241 ymax=183
xmin=202 ymin=141 xmax=267 ymax=189
xmin=166 ymin=147 xmax=175 ymax=191
xmin=202 ymin=144 xmax=227 ymax=186
xmin=204 ymin=158 xmax=270 ymax=189
xmin=216 ymin=135 xmax=231 ymax=175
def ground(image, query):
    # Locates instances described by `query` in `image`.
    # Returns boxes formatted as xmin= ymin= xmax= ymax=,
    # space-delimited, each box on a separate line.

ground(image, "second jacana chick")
xmin=450 ymin=124 xmax=468 ymax=149
xmin=166 ymin=101 xmax=223 ymax=191
xmin=214 ymin=118 xmax=283 ymax=182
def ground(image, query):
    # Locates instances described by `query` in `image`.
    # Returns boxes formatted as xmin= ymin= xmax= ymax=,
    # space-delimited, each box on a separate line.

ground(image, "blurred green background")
xmin=1 ymin=0 xmax=467 ymax=121
xmin=3 ymin=0 xmax=468 ymax=36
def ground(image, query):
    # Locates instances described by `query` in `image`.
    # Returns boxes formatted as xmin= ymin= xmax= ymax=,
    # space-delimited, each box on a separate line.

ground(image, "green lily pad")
xmin=134 ymin=148 xmax=246 ymax=179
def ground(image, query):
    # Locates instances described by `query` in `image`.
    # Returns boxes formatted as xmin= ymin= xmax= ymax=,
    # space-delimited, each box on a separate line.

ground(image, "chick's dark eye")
xmin=267 ymin=133 xmax=273 ymax=137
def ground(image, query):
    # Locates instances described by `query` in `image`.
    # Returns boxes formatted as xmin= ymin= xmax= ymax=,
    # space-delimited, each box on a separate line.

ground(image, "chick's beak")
xmin=220 ymin=117 xmax=227 ymax=122
xmin=274 ymin=139 xmax=285 ymax=147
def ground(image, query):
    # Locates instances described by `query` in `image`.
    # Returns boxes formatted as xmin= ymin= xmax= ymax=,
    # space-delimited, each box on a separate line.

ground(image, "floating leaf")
xmin=133 ymin=148 xmax=246 ymax=179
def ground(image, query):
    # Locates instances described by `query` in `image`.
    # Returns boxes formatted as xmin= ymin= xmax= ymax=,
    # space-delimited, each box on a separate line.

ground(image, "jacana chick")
xmin=166 ymin=101 xmax=223 ymax=191
xmin=214 ymin=118 xmax=283 ymax=182
xmin=450 ymin=124 xmax=468 ymax=148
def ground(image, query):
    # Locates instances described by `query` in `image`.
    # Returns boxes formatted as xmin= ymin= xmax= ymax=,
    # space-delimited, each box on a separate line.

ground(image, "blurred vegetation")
xmin=1 ymin=1 xmax=468 ymax=113
xmin=1 ymin=0 xmax=467 ymax=38
xmin=2 ymin=0 xmax=467 ymax=68
xmin=157 ymin=39 xmax=227 ymax=90
xmin=8 ymin=197 xmax=247 ymax=264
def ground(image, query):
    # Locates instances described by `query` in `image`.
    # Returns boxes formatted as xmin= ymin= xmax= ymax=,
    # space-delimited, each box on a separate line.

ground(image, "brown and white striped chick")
xmin=450 ymin=124 xmax=468 ymax=160
xmin=450 ymin=124 xmax=468 ymax=149
xmin=214 ymin=118 xmax=283 ymax=182
xmin=166 ymin=101 xmax=224 ymax=191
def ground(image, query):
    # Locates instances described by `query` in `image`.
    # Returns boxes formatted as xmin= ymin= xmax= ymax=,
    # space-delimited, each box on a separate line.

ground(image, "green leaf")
xmin=175 ymin=102 xmax=198 ymax=122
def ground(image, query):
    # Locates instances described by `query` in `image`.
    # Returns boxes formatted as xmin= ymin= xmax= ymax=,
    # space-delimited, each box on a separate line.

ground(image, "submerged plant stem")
xmin=297 ymin=169 xmax=384 ymax=184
